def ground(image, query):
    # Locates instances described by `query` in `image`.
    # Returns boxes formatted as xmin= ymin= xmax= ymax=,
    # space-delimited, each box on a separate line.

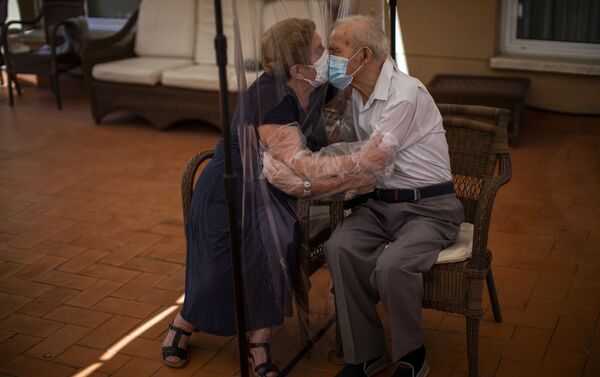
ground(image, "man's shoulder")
xmin=388 ymin=72 xmax=420 ymax=103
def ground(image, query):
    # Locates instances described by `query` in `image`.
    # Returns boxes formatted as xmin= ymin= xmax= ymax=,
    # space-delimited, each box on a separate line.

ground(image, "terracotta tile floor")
xmin=1 ymin=76 xmax=599 ymax=377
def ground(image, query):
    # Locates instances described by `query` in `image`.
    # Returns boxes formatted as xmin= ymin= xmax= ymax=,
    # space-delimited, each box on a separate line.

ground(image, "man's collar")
xmin=363 ymin=58 xmax=395 ymax=110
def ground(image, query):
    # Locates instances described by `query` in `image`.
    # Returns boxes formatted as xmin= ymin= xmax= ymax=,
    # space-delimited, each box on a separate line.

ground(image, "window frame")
xmin=500 ymin=0 xmax=600 ymax=60
xmin=85 ymin=17 xmax=127 ymax=32
xmin=83 ymin=0 xmax=133 ymax=32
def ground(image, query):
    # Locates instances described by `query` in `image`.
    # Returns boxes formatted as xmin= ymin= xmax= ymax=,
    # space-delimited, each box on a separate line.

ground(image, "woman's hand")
xmin=354 ymin=133 xmax=392 ymax=172
xmin=262 ymin=152 xmax=305 ymax=197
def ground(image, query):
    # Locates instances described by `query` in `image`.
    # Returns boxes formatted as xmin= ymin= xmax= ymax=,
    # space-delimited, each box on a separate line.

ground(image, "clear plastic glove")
xmin=262 ymin=151 xmax=305 ymax=197
xmin=262 ymin=150 xmax=377 ymax=200
xmin=351 ymin=132 xmax=395 ymax=172
xmin=258 ymin=123 xmax=394 ymax=199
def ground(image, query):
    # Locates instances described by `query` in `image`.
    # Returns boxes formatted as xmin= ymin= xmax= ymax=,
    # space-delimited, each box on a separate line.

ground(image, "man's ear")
xmin=362 ymin=46 xmax=373 ymax=64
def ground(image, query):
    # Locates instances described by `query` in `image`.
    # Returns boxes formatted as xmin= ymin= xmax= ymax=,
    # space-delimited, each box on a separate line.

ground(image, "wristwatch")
xmin=303 ymin=179 xmax=312 ymax=197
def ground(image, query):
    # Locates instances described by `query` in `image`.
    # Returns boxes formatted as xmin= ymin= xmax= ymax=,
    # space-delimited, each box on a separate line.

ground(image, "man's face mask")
xmin=304 ymin=50 xmax=329 ymax=87
xmin=328 ymin=48 xmax=364 ymax=90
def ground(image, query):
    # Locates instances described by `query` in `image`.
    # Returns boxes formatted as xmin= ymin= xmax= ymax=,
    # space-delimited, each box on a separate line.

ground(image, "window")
xmin=500 ymin=0 xmax=600 ymax=60
xmin=85 ymin=0 xmax=141 ymax=32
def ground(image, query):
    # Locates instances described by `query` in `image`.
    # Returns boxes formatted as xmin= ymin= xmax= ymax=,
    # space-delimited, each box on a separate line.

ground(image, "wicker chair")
xmin=1 ymin=0 xmax=84 ymax=109
xmin=327 ymin=104 xmax=511 ymax=377
xmin=423 ymin=104 xmax=511 ymax=377
xmin=180 ymin=150 xmax=338 ymax=350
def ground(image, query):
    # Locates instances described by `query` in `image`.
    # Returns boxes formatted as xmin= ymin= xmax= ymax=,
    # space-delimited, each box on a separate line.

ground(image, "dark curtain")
xmin=517 ymin=0 xmax=600 ymax=43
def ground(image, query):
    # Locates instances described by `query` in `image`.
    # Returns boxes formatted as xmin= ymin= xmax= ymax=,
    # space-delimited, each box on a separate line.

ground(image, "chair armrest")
xmin=83 ymin=9 xmax=138 ymax=50
xmin=181 ymin=150 xmax=215 ymax=226
xmin=80 ymin=10 xmax=138 ymax=81
xmin=469 ymin=153 xmax=512 ymax=270
xmin=1 ymin=15 xmax=43 ymax=53
xmin=297 ymin=199 xmax=312 ymax=248
xmin=297 ymin=199 xmax=345 ymax=247
xmin=4 ymin=14 xmax=43 ymax=29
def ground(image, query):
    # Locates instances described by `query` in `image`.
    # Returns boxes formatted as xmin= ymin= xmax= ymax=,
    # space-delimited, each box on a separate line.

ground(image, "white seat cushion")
xmin=135 ymin=0 xmax=196 ymax=58
xmin=195 ymin=0 xmax=262 ymax=65
xmin=93 ymin=57 xmax=193 ymax=86
xmin=435 ymin=222 xmax=474 ymax=264
xmin=161 ymin=64 xmax=261 ymax=92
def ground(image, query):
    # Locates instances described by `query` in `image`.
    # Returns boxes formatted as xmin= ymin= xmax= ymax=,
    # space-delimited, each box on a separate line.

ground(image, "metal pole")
xmin=212 ymin=1 xmax=249 ymax=377
xmin=389 ymin=0 xmax=397 ymax=60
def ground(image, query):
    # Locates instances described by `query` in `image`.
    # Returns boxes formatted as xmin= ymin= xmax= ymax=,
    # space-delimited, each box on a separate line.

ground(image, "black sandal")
xmin=248 ymin=341 xmax=279 ymax=377
xmin=162 ymin=324 xmax=192 ymax=368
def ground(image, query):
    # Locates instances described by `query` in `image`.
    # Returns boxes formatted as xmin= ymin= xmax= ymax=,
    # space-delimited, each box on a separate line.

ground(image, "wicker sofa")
xmin=81 ymin=0 xmax=329 ymax=130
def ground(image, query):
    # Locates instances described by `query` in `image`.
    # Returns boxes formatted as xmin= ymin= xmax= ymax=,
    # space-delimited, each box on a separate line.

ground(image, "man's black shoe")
xmin=335 ymin=354 xmax=389 ymax=377
xmin=392 ymin=345 xmax=430 ymax=377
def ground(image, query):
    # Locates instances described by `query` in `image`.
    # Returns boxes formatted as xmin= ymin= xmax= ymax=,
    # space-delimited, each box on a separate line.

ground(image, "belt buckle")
xmin=412 ymin=188 xmax=421 ymax=201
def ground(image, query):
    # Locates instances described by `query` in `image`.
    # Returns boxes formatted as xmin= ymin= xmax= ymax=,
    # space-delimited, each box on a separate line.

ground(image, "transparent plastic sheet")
xmin=201 ymin=0 xmax=389 ymax=369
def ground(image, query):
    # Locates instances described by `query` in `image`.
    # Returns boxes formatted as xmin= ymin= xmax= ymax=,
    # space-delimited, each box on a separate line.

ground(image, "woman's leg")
xmin=162 ymin=312 xmax=195 ymax=364
xmin=247 ymin=327 xmax=278 ymax=377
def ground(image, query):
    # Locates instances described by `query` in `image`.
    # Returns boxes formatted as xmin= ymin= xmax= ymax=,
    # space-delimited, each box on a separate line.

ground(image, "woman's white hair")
xmin=333 ymin=15 xmax=389 ymax=58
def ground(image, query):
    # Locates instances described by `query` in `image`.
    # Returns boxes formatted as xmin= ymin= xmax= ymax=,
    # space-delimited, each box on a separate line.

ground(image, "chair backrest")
xmin=135 ymin=0 xmax=196 ymax=59
xmin=437 ymin=104 xmax=511 ymax=224
xmin=194 ymin=0 xmax=330 ymax=68
xmin=41 ymin=0 xmax=84 ymax=42
xmin=0 ymin=0 xmax=7 ymax=24
xmin=262 ymin=0 xmax=330 ymax=44
xmin=195 ymin=0 xmax=262 ymax=66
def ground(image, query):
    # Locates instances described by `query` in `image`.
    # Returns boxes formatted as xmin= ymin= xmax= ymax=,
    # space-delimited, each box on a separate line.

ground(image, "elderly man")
xmin=325 ymin=16 xmax=464 ymax=377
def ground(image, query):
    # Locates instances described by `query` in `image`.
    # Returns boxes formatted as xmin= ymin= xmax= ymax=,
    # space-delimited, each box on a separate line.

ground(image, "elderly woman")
xmin=161 ymin=18 xmax=388 ymax=377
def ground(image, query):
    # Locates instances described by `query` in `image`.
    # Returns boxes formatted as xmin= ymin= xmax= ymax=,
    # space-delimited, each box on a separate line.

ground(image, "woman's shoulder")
xmin=247 ymin=73 xmax=300 ymax=125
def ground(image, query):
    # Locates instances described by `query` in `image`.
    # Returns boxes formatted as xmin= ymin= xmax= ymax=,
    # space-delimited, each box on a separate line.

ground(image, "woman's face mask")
xmin=328 ymin=48 xmax=364 ymax=90
xmin=303 ymin=49 xmax=329 ymax=88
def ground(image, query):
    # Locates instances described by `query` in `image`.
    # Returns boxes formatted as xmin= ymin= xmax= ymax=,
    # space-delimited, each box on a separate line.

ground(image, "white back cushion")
xmin=195 ymin=0 xmax=262 ymax=65
xmin=262 ymin=0 xmax=330 ymax=41
xmin=135 ymin=0 xmax=197 ymax=58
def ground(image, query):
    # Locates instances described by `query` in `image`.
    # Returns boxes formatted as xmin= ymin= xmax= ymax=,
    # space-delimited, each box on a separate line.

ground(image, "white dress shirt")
xmin=347 ymin=58 xmax=452 ymax=190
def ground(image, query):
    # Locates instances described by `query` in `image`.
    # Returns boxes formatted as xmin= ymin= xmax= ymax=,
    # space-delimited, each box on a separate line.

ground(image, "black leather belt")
xmin=348 ymin=181 xmax=454 ymax=207
xmin=373 ymin=181 xmax=454 ymax=203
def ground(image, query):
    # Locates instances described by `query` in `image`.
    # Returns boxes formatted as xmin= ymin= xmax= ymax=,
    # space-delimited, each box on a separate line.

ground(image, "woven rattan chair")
xmin=327 ymin=104 xmax=512 ymax=377
xmin=1 ymin=0 xmax=84 ymax=109
xmin=180 ymin=150 xmax=338 ymax=350
xmin=423 ymin=104 xmax=511 ymax=377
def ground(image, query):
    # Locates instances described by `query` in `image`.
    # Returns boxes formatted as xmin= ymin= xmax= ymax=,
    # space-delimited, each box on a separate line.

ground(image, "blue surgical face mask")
xmin=303 ymin=50 xmax=329 ymax=87
xmin=328 ymin=48 xmax=364 ymax=90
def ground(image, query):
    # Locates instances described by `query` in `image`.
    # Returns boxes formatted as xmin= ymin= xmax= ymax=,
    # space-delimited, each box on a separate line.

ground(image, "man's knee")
xmin=325 ymin=229 xmax=345 ymax=264
xmin=373 ymin=246 xmax=423 ymax=278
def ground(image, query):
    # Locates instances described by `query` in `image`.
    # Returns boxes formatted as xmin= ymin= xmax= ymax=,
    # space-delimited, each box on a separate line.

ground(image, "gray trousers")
xmin=325 ymin=194 xmax=464 ymax=363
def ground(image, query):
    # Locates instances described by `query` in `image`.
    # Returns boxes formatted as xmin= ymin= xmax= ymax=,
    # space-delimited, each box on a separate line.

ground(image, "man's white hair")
xmin=333 ymin=15 xmax=389 ymax=58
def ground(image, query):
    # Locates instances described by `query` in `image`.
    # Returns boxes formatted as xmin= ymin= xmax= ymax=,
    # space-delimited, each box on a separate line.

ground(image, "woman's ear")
xmin=289 ymin=64 xmax=304 ymax=80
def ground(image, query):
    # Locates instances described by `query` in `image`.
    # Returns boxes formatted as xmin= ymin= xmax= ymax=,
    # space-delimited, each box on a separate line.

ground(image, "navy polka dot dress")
xmin=181 ymin=73 xmax=328 ymax=336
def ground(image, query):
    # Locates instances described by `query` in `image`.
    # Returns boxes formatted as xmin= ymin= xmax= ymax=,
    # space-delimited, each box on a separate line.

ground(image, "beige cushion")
xmin=262 ymin=0 xmax=330 ymax=40
xmin=93 ymin=57 xmax=193 ymax=86
xmin=135 ymin=0 xmax=196 ymax=58
xmin=435 ymin=222 xmax=474 ymax=264
xmin=161 ymin=64 xmax=261 ymax=92
xmin=195 ymin=0 xmax=262 ymax=65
